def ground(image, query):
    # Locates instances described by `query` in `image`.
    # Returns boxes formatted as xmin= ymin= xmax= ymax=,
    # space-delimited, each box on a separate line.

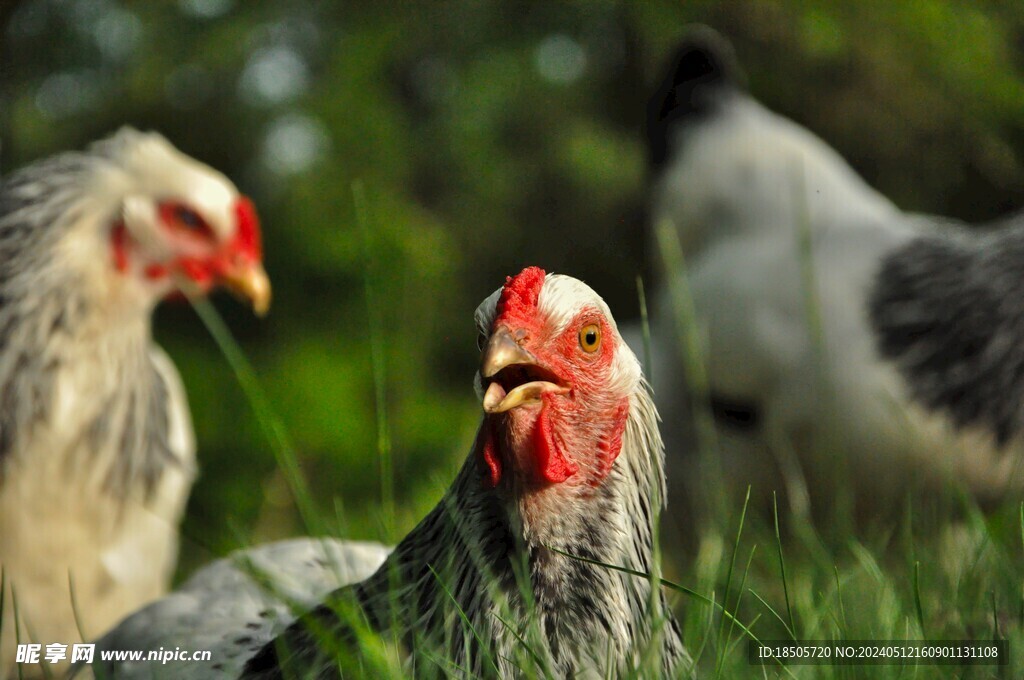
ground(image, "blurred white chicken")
xmin=0 ymin=129 xmax=270 ymax=677
xmin=643 ymin=28 xmax=1024 ymax=521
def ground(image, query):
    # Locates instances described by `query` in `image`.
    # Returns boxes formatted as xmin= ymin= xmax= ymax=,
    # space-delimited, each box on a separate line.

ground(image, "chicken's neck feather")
xmin=256 ymin=384 xmax=686 ymax=678
xmin=0 ymin=153 xmax=176 ymax=499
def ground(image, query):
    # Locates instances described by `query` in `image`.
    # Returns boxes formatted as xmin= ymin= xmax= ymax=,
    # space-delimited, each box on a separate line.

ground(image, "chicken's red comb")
xmin=232 ymin=196 xmax=262 ymax=262
xmin=497 ymin=266 xmax=546 ymax=320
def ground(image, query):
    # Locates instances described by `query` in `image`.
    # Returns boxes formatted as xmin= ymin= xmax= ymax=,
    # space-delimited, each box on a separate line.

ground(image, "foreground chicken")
xmin=644 ymin=28 xmax=1024 ymax=519
xmin=0 ymin=129 xmax=270 ymax=677
xmin=89 ymin=267 xmax=687 ymax=679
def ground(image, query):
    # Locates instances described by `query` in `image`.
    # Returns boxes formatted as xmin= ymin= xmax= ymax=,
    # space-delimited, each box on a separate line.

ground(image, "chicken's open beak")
xmin=221 ymin=262 xmax=272 ymax=316
xmin=480 ymin=328 xmax=569 ymax=413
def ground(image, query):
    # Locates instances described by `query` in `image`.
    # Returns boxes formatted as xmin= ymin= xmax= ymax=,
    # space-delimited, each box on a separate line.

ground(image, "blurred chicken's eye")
xmin=175 ymin=207 xmax=204 ymax=230
xmin=159 ymin=201 xmax=212 ymax=238
xmin=579 ymin=324 xmax=601 ymax=353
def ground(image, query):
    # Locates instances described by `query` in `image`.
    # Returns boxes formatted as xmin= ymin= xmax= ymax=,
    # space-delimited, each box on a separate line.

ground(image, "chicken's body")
xmin=0 ymin=342 xmax=194 ymax=672
xmin=644 ymin=29 xmax=1024 ymax=521
xmin=94 ymin=268 xmax=688 ymax=679
xmin=88 ymin=539 xmax=391 ymax=679
xmin=0 ymin=130 xmax=269 ymax=677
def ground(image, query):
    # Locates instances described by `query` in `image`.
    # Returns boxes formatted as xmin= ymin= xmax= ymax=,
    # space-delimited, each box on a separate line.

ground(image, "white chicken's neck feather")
xmin=0 ymin=130 xmax=196 ymax=497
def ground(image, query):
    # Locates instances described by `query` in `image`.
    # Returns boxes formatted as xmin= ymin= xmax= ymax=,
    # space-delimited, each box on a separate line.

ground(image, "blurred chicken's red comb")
xmin=232 ymin=196 xmax=262 ymax=261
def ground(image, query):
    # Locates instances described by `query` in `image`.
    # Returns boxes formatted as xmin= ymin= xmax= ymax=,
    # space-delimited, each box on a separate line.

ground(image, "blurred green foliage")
xmin=2 ymin=0 xmax=1024 ymax=582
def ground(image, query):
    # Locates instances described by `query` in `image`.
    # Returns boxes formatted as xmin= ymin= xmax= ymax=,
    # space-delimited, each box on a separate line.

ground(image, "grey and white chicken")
xmin=86 ymin=538 xmax=390 ymax=679
xmin=644 ymin=28 xmax=1024 ymax=519
xmin=0 ymin=128 xmax=270 ymax=677
xmin=91 ymin=267 xmax=688 ymax=679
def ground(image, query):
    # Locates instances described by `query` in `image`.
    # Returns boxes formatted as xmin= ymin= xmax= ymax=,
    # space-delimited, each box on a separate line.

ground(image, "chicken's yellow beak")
xmin=479 ymin=328 xmax=569 ymax=413
xmin=221 ymin=262 xmax=272 ymax=316
xmin=480 ymin=328 xmax=535 ymax=380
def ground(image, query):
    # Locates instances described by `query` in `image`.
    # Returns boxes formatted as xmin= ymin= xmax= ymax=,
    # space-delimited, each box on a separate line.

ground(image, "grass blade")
xmin=428 ymin=565 xmax=501 ymax=677
xmin=548 ymin=547 xmax=797 ymax=679
xmin=12 ymin=587 xmax=23 ymax=680
xmin=772 ymin=492 xmax=797 ymax=639
xmin=352 ymin=180 xmax=394 ymax=531
xmin=68 ymin=572 xmax=88 ymax=645
xmin=189 ymin=296 xmax=320 ymax=532
xmin=912 ymin=560 xmax=925 ymax=636
xmin=748 ymin=589 xmax=796 ymax=642
xmin=653 ymin=219 xmax=723 ymax=515
xmin=493 ymin=612 xmax=550 ymax=678
xmin=635 ymin=275 xmax=653 ymax=379
xmin=686 ymin=589 xmax=717 ymax=670
xmin=991 ymin=590 xmax=1002 ymax=641
xmin=715 ymin=485 xmax=751 ymax=676
xmin=0 ymin=567 xmax=4 ymax=653
xmin=833 ymin=565 xmax=847 ymax=635
xmin=720 ymin=544 xmax=757 ymax=678
xmin=633 ymin=271 xmax=669 ymax=656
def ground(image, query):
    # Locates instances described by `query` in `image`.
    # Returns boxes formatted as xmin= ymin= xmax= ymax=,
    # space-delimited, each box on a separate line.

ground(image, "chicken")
xmin=0 ymin=128 xmax=270 ymax=678
xmin=86 ymin=538 xmax=391 ymax=680
xmin=644 ymin=28 xmax=1024 ymax=519
xmin=90 ymin=267 xmax=688 ymax=679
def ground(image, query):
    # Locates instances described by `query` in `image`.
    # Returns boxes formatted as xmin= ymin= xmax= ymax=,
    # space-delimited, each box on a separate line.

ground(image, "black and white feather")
xmin=86 ymin=539 xmax=390 ymax=679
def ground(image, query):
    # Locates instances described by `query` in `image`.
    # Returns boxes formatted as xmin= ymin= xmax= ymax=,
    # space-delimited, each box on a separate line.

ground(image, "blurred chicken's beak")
xmin=222 ymin=262 xmax=272 ymax=316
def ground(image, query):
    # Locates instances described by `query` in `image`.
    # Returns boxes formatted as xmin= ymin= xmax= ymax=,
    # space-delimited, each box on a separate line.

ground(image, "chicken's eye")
xmin=175 ymin=207 xmax=204 ymax=230
xmin=159 ymin=201 xmax=212 ymax=238
xmin=579 ymin=324 xmax=601 ymax=353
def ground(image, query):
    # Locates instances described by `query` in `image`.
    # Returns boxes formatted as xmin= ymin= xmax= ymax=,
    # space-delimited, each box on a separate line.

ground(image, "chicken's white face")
xmin=472 ymin=267 xmax=641 ymax=493
xmin=94 ymin=130 xmax=270 ymax=313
